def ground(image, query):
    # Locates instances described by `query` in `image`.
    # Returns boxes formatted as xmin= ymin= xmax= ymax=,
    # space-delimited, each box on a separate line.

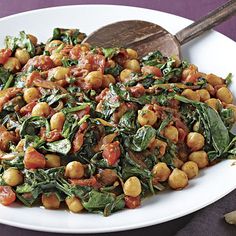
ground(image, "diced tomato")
xmin=0 ymin=186 xmax=16 ymax=206
xmin=69 ymin=176 xmax=99 ymax=187
xmin=88 ymin=54 xmax=105 ymax=72
xmin=25 ymin=71 xmax=42 ymax=87
xmin=141 ymin=65 xmax=162 ymax=77
xmin=69 ymin=45 xmax=82 ymax=60
xmin=125 ymin=195 xmax=141 ymax=209
xmin=113 ymin=49 xmax=128 ymax=66
xmin=178 ymin=128 xmax=187 ymax=143
xmin=23 ymin=55 xmax=55 ymax=71
xmin=76 ymin=106 xmax=90 ymax=119
xmin=102 ymin=141 xmax=121 ymax=166
xmin=24 ymin=146 xmax=46 ymax=169
xmin=20 ymin=101 xmax=37 ymax=115
xmin=72 ymin=132 xmax=84 ymax=153
xmin=130 ymin=84 xmax=145 ymax=97
xmin=0 ymin=49 xmax=12 ymax=64
xmin=40 ymin=128 xmax=62 ymax=142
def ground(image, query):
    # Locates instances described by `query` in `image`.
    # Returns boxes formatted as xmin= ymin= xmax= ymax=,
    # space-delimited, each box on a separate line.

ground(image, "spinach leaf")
xmin=225 ymin=73 xmax=232 ymax=87
xmin=141 ymin=51 xmax=164 ymax=66
xmin=118 ymin=110 xmax=137 ymax=133
xmin=104 ymin=64 xmax=123 ymax=77
xmin=2 ymin=155 xmax=24 ymax=170
xmin=45 ymin=139 xmax=71 ymax=155
xmin=102 ymin=47 xmax=119 ymax=59
xmin=0 ymin=67 xmax=11 ymax=90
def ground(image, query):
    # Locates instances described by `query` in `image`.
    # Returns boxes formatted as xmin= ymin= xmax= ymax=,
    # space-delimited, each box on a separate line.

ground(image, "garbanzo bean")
xmin=181 ymin=89 xmax=200 ymax=101
xmin=49 ymin=67 xmax=70 ymax=81
xmin=65 ymin=161 xmax=84 ymax=179
xmin=45 ymin=154 xmax=61 ymax=168
xmin=186 ymin=132 xmax=205 ymax=151
xmin=102 ymin=74 xmax=116 ymax=88
xmin=216 ymin=87 xmax=233 ymax=104
xmin=168 ymin=168 xmax=188 ymax=190
xmin=206 ymin=73 xmax=224 ymax=86
xmin=126 ymin=48 xmax=138 ymax=59
xmin=205 ymin=98 xmax=222 ymax=111
xmin=137 ymin=109 xmax=157 ymax=126
xmin=124 ymin=59 xmax=140 ymax=72
xmin=84 ymin=71 xmax=103 ymax=89
xmin=23 ymin=87 xmax=40 ymax=103
xmin=3 ymin=168 xmax=23 ymax=186
xmin=188 ymin=151 xmax=209 ymax=169
xmin=42 ymin=192 xmax=60 ymax=209
xmin=50 ymin=112 xmax=65 ymax=131
xmin=197 ymin=89 xmax=210 ymax=102
xmin=66 ymin=196 xmax=84 ymax=213
xmin=119 ymin=69 xmax=133 ymax=82
xmin=123 ymin=176 xmax=142 ymax=197
xmin=50 ymin=53 xmax=63 ymax=66
xmin=181 ymin=161 xmax=199 ymax=179
xmin=164 ymin=126 xmax=179 ymax=143
xmin=15 ymin=48 xmax=30 ymax=65
xmin=31 ymin=102 xmax=50 ymax=117
xmin=45 ymin=40 xmax=63 ymax=52
xmin=3 ymin=57 xmax=21 ymax=72
xmin=152 ymin=162 xmax=171 ymax=182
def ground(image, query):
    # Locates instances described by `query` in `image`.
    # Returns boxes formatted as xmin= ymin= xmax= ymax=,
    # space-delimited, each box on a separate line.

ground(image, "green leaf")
xmin=104 ymin=64 xmax=123 ymax=77
xmin=102 ymin=47 xmax=119 ymax=59
xmin=0 ymin=67 xmax=11 ymax=90
xmin=46 ymin=139 xmax=71 ymax=155
xmin=225 ymin=73 xmax=232 ymax=87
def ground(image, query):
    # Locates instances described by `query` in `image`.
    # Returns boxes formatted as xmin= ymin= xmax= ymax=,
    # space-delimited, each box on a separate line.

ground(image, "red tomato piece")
xmin=0 ymin=186 xmax=16 ymax=206
xmin=0 ymin=49 xmax=12 ymax=64
xmin=24 ymin=147 xmax=46 ymax=169
xmin=20 ymin=101 xmax=37 ymax=115
xmin=102 ymin=141 xmax=121 ymax=166
xmin=141 ymin=65 xmax=162 ymax=77
xmin=69 ymin=176 xmax=98 ymax=187
xmin=125 ymin=195 xmax=141 ymax=209
xmin=23 ymin=55 xmax=54 ymax=71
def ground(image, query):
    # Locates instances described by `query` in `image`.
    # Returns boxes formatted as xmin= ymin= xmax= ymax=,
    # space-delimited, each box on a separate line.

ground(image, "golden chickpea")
xmin=137 ymin=109 xmax=157 ymax=126
xmin=164 ymin=126 xmax=179 ymax=143
xmin=3 ymin=57 xmax=21 ymax=72
xmin=216 ymin=87 xmax=233 ymax=104
xmin=84 ymin=71 xmax=103 ymax=89
xmin=107 ymin=59 xmax=116 ymax=68
xmin=181 ymin=161 xmax=199 ymax=179
xmin=226 ymin=104 xmax=236 ymax=121
xmin=102 ymin=74 xmax=116 ymax=88
xmin=65 ymin=161 xmax=84 ymax=179
xmin=197 ymin=89 xmax=210 ymax=102
xmin=50 ymin=112 xmax=65 ymax=131
xmin=45 ymin=40 xmax=63 ymax=52
xmin=2 ymin=168 xmax=23 ymax=186
xmin=124 ymin=59 xmax=140 ymax=72
xmin=123 ymin=176 xmax=142 ymax=197
xmin=126 ymin=48 xmax=138 ymax=59
xmin=188 ymin=151 xmax=209 ymax=169
xmin=120 ymin=69 xmax=133 ymax=82
xmin=66 ymin=196 xmax=84 ymax=213
xmin=23 ymin=87 xmax=40 ymax=103
xmin=42 ymin=193 xmax=60 ymax=209
xmin=206 ymin=73 xmax=224 ymax=86
xmin=205 ymin=98 xmax=221 ymax=111
xmin=50 ymin=53 xmax=63 ymax=66
xmin=181 ymin=89 xmax=200 ymax=101
xmin=45 ymin=154 xmax=61 ymax=168
xmin=31 ymin=102 xmax=50 ymax=117
xmin=168 ymin=168 xmax=188 ymax=190
xmin=15 ymin=48 xmax=30 ymax=65
xmin=27 ymin=34 xmax=38 ymax=46
xmin=152 ymin=162 xmax=171 ymax=182
xmin=49 ymin=67 xmax=70 ymax=81
xmin=186 ymin=132 xmax=205 ymax=151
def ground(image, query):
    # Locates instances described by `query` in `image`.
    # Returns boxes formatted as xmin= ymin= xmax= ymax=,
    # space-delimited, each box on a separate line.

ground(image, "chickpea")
xmin=2 ymin=167 xmax=23 ymax=186
xmin=120 ymin=69 xmax=133 ymax=82
xmin=186 ymin=132 xmax=205 ymax=151
xmin=3 ymin=57 xmax=21 ymax=72
xmin=138 ymin=109 xmax=157 ymax=126
xmin=152 ymin=162 xmax=171 ymax=182
xmin=168 ymin=168 xmax=188 ymax=190
xmin=50 ymin=53 xmax=63 ymax=66
xmin=181 ymin=89 xmax=200 ymax=101
xmin=50 ymin=112 xmax=65 ymax=131
xmin=126 ymin=48 xmax=138 ymax=59
xmin=98 ymin=169 xmax=118 ymax=186
xmin=173 ymin=158 xmax=184 ymax=169
xmin=197 ymin=89 xmax=210 ymax=102
xmin=23 ymin=87 xmax=40 ymax=103
xmin=123 ymin=176 xmax=142 ymax=197
xmin=226 ymin=104 xmax=236 ymax=121
xmin=65 ymin=161 xmax=84 ymax=179
xmin=102 ymin=74 xmax=116 ymax=88
xmin=45 ymin=40 xmax=63 ymax=52
xmin=49 ymin=67 xmax=70 ymax=81
xmin=216 ymin=87 xmax=233 ymax=104
xmin=45 ymin=154 xmax=61 ymax=168
xmin=188 ymin=151 xmax=209 ymax=169
xmin=84 ymin=71 xmax=103 ymax=89
xmin=181 ymin=161 xmax=199 ymax=179
xmin=31 ymin=102 xmax=50 ymax=117
xmin=205 ymin=98 xmax=221 ymax=111
xmin=107 ymin=59 xmax=116 ymax=68
xmin=164 ymin=125 xmax=179 ymax=143
xmin=124 ymin=59 xmax=140 ymax=72
xmin=66 ymin=196 xmax=84 ymax=213
xmin=15 ymin=48 xmax=30 ymax=65
xmin=27 ymin=34 xmax=38 ymax=46
xmin=206 ymin=73 xmax=224 ymax=86
xmin=42 ymin=192 xmax=60 ymax=209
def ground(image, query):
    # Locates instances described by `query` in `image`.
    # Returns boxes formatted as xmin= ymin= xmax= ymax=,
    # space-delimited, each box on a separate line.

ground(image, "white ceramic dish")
xmin=0 ymin=4 xmax=236 ymax=234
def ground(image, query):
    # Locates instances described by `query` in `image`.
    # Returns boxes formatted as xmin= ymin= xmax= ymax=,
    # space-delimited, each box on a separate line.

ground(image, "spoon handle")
xmin=175 ymin=0 xmax=236 ymax=45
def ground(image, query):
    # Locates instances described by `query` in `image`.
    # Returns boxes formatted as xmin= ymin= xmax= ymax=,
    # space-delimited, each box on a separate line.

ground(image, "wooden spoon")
xmin=84 ymin=0 xmax=236 ymax=58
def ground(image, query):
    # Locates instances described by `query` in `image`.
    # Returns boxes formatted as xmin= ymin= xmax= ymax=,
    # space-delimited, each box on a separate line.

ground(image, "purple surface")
xmin=0 ymin=1 xmax=236 ymax=236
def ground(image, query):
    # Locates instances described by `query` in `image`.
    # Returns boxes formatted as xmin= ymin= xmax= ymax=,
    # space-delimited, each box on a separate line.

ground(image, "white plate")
xmin=0 ymin=5 xmax=236 ymax=234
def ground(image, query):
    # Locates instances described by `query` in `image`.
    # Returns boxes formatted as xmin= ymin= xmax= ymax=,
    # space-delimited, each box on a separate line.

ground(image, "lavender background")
xmin=0 ymin=1 xmax=235 ymax=236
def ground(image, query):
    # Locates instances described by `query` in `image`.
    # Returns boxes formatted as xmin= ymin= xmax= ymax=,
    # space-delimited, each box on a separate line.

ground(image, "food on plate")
xmin=0 ymin=28 xmax=235 ymax=216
